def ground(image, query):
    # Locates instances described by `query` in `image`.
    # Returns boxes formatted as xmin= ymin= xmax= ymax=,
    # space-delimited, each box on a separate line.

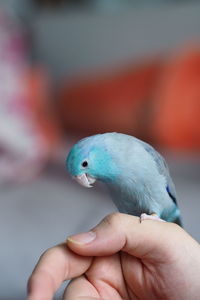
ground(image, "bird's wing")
xmin=140 ymin=140 xmax=178 ymax=205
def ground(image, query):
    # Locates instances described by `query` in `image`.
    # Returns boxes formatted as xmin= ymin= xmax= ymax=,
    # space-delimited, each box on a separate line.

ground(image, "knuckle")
xmin=103 ymin=212 xmax=122 ymax=227
xmin=40 ymin=247 xmax=52 ymax=259
xmin=39 ymin=245 xmax=60 ymax=262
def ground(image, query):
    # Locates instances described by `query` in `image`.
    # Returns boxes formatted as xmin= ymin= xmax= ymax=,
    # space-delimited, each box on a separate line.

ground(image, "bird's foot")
xmin=140 ymin=213 xmax=166 ymax=223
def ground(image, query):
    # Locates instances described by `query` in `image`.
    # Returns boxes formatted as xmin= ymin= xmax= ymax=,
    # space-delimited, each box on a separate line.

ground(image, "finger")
xmin=28 ymin=243 xmax=92 ymax=300
xmin=63 ymin=276 xmax=100 ymax=300
xmin=67 ymin=213 xmax=187 ymax=261
xmin=64 ymin=254 xmax=129 ymax=300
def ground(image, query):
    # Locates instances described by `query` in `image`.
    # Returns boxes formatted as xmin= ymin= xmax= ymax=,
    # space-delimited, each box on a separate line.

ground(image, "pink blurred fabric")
xmin=0 ymin=9 xmax=56 ymax=184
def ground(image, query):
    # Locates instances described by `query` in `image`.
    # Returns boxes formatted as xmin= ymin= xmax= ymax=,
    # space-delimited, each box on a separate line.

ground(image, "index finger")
xmin=27 ymin=243 xmax=92 ymax=300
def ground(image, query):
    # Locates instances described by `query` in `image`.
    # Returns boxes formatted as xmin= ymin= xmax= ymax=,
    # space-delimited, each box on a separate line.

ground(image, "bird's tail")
xmin=166 ymin=207 xmax=183 ymax=227
xmin=173 ymin=215 xmax=183 ymax=227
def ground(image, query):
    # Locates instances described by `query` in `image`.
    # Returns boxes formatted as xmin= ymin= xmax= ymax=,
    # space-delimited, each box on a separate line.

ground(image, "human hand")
xmin=28 ymin=213 xmax=200 ymax=300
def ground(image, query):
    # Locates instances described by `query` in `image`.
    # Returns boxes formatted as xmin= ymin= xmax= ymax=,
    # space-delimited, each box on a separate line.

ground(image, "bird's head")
xmin=66 ymin=134 xmax=120 ymax=188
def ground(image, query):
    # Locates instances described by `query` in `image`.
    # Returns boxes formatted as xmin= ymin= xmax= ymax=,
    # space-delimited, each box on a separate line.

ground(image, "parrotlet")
xmin=66 ymin=132 xmax=182 ymax=226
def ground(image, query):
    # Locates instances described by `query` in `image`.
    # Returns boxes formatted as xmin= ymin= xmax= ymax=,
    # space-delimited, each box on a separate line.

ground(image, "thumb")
xmin=67 ymin=213 xmax=185 ymax=260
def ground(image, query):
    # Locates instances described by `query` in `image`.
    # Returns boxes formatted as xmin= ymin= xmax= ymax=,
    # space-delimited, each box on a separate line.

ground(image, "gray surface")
xmin=32 ymin=2 xmax=200 ymax=79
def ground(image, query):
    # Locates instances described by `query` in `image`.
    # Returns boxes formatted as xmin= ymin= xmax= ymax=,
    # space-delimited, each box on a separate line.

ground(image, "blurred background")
xmin=0 ymin=0 xmax=200 ymax=299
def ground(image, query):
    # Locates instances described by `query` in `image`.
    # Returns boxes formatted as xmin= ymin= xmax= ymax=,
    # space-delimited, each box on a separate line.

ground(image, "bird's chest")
xmin=108 ymin=182 xmax=153 ymax=216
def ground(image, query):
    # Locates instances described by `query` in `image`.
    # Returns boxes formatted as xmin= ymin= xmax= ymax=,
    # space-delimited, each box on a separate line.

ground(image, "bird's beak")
xmin=73 ymin=173 xmax=96 ymax=188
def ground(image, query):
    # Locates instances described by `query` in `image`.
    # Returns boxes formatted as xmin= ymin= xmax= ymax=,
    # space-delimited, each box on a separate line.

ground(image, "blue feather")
xmin=166 ymin=185 xmax=177 ymax=205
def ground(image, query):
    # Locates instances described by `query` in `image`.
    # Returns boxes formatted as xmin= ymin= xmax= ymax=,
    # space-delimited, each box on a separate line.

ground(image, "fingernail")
xmin=67 ymin=231 xmax=96 ymax=245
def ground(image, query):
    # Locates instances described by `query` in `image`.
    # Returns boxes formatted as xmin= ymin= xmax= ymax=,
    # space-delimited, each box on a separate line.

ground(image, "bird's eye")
xmin=82 ymin=160 xmax=88 ymax=168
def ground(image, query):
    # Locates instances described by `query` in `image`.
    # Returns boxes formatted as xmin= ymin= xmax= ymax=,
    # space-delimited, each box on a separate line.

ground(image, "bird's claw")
xmin=140 ymin=213 xmax=166 ymax=223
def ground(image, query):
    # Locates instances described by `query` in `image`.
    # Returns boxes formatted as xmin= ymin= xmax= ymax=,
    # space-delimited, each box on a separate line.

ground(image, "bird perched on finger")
xmin=66 ymin=132 xmax=182 ymax=226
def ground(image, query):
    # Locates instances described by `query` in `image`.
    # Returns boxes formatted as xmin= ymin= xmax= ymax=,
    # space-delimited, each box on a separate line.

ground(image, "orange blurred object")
xmin=153 ymin=48 xmax=200 ymax=151
xmin=26 ymin=67 xmax=60 ymax=154
xmin=59 ymin=60 xmax=163 ymax=138
xmin=59 ymin=47 xmax=200 ymax=151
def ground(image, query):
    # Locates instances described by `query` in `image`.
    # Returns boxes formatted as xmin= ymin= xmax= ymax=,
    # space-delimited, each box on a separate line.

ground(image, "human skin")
xmin=28 ymin=213 xmax=200 ymax=300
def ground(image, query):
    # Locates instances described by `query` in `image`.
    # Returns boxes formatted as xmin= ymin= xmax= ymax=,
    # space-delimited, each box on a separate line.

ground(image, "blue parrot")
xmin=66 ymin=132 xmax=182 ymax=226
